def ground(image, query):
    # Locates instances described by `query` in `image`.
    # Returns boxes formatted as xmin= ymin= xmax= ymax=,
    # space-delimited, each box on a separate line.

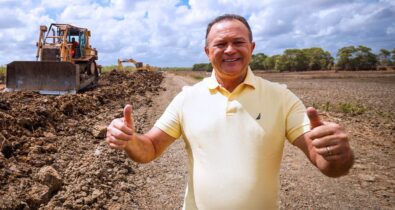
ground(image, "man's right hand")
xmin=105 ymin=104 xmax=176 ymax=163
xmin=106 ymin=104 xmax=135 ymax=150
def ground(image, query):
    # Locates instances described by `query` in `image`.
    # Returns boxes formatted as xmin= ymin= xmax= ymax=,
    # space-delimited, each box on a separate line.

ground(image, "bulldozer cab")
xmin=65 ymin=28 xmax=88 ymax=58
xmin=41 ymin=24 xmax=91 ymax=61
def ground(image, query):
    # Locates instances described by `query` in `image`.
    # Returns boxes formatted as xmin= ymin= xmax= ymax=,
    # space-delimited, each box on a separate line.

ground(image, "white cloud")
xmin=387 ymin=25 xmax=395 ymax=35
xmin=0 ymin=0 xmax=394 ymax=67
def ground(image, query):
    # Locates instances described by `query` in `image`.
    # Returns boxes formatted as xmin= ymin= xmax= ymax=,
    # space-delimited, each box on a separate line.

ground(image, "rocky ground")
xmin=0 ymin=70 xmax=394 ymax=209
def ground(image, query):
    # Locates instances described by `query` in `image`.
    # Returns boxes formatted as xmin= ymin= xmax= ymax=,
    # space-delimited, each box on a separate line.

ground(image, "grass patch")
xmin=312 ymin=101 xmax=367 ymax=116
xmin=337 ymin=102 xmax=367 ymax=116
xmin=0 ymin=66 xmax=5 ymax=83
xmin=101 ymin=65 xmax=116 ymax=73
xmin=312 ymin=101 xmax=332 ymax=112
xmin=322 ymin=101 xmax=331 ymax=112
xmin=190 ymin=75 xmax=204 ymax=80
xmin=100 ymin=66 xmax=192 ymax=73
xmin=160 ymin=67 xmax=192 ymax=71
xmin=0 ymin=66 xmax=5 ymax=76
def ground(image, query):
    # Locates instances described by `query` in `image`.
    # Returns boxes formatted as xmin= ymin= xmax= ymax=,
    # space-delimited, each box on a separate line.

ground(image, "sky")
xmin=0 ymin=0 xmax=394 ymax=67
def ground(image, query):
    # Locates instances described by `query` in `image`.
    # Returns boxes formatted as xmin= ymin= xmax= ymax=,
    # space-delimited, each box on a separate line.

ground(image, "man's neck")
xmin=215 ymin=72 xmax=247 ymax=93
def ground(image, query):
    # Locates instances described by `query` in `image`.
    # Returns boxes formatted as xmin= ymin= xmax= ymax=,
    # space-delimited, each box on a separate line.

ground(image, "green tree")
xmin=275 ymin=54 xmax=290 ymax=72
xmin=354 ymin=45 xmax=377 ymax=70
xmin=192 ymin=63 xmax=212 ymax=71
xmin=263 ymin=55 xmax=280 ymax=71
xmin=377 ymin=49 xmax=391 ymax=66
xmin=250 ymin=53 xmax=267 ymax=70
xmin=336 ymin=46 xmax=357 ymax=70
xmin=392 ymin=48 xmax=395 ymax=63
xmin=302 ymin=48 xmax=334 ymax=70
xmin=324 ymin=51 xmax=335 ymax=70
xmin=281 ymin=49 xmax=309 ymax=71
xmin=336 ymin=45 xmax=377 ymax=70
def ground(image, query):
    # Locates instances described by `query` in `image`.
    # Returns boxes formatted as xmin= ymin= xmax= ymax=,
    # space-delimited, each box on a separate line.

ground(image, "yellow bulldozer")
xmin=117 ymin=58 xmax=154 ymax=71
xmin=6 ymin=23 xmax=100 ymax=94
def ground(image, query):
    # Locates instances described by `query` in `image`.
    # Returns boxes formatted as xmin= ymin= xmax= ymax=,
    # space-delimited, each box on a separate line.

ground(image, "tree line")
xmin=192 ymin=45 xmax=395 ymax=71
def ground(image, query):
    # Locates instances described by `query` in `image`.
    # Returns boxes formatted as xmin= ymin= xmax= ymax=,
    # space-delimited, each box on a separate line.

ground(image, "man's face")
xmin=205 ymin=19 xmax=255 ymax=79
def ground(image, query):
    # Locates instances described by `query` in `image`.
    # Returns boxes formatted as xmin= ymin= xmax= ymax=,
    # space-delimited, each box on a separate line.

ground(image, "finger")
xmin=315 ymin=144 xmax=341 ymax=156
xmin=112 ymin=118 xmax=134 ymax=135
xmin=312 ymin=135 xmax=338 ymax=148
xmin=308 ymin=125 xmax=335 ymax=140
xmin=123 ymin=104 xmax=135 ymax=129
xmin=107 ymin=135 xmax=124 ymax=145
xmin=307 ymin=107 xmax=323 ymax=129
xmin=106 ymin=136 xmax=127 ymax=149
xmin=322 ymin=153 xmax=343 ymax=161
xmin=108 ymin=142 xmax=125 ymax=150
xmin=310 ymin=125 xmax=348 ymax=147
xmin=107 ymin=127 xmax=133 ymax=141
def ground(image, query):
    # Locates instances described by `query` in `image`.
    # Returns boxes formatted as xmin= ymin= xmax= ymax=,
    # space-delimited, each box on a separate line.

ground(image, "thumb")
xmin=307 ymin=107 xmax=323 ymax=129
xmin=123 ymin=104 xmax=134 ymax=128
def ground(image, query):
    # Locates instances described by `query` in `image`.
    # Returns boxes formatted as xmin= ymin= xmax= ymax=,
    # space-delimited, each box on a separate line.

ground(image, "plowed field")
xmin=0 ymin=70 xmax=394 ymax=209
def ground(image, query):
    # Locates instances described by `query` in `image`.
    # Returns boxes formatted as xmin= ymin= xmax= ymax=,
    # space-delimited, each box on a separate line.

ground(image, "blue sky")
xmin=0 ymin=0 xmax=394 ymax=67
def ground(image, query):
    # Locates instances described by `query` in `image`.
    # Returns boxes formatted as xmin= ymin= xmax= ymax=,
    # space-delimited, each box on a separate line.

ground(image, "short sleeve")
xmin=284 ymin=89 xmax=311 ymax=143
xmin=154 ymin=90 xmax=185 ymax=139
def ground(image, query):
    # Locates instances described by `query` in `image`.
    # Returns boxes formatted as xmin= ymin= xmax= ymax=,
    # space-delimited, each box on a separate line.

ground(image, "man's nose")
xmin=224 ymin=43 xmax=236 ymax=54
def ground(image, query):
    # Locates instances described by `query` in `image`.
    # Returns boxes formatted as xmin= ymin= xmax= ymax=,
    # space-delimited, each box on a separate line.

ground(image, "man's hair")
xmin=205 ymin=14 xmax=253 ymax=46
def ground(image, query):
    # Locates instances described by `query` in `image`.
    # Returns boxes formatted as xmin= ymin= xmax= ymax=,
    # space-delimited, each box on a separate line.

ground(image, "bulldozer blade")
xmin=6 ymin=61 xmax=80 ymax=94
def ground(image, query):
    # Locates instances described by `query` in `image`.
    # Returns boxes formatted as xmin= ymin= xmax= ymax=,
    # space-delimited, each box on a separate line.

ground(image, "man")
xmin=106 ymin=14 xmax=354 ymax=209
xmin=71 ymin=37 xmax=79 ymax=58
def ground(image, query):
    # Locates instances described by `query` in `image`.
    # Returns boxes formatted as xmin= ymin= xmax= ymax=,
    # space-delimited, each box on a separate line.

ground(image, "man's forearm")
xmin=124 ymin=134 xmax=157 ymax=163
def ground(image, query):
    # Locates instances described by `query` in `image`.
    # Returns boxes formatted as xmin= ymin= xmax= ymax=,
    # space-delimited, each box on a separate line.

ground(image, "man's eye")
xmin=215 ymin=43 xmax=225 ymax=48
xmin=234 ymin=41 xmax=245 ymax=45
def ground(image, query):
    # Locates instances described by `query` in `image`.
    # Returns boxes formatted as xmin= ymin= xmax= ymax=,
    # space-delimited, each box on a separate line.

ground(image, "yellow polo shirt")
xmin=154 ymin=68 xmax=310 ymax=210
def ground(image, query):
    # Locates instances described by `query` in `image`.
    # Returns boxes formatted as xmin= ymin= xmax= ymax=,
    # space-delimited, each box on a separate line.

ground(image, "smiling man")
xmin=204 ymin=16 xmax=255 ymax=92
xmin=106 ymin=14 xmax=354 ymax=210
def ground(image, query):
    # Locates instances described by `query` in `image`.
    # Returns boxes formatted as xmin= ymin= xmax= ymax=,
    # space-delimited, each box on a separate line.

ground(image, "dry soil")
xmin=0 ymin=70 xmax=394 ymax=210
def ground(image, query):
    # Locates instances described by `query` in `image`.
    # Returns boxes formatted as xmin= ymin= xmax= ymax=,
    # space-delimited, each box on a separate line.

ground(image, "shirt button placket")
xmin=226 ymin=94 xmax=237 ymax=115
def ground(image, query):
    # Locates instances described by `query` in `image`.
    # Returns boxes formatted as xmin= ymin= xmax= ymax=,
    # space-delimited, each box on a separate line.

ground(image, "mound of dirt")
xmin=0 ymin=70 xmax=165 ymax=209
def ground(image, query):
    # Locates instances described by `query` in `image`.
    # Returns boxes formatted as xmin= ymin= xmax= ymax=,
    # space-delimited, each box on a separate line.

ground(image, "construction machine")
xmin=6 ymin=23 xmax=100 ymax=94
xmin=117 ymin=58 xmax=154 ymax=71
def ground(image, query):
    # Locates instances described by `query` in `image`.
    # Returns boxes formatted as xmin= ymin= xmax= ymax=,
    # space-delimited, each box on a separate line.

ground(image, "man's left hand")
xmin=295 ymin=107 xmax=354 ymax=177
xmin=307 ymin=107 xmax=352 ymax=162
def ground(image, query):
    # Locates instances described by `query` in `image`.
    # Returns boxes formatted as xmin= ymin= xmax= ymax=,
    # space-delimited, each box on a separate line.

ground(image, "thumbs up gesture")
xmin=123 ymin=104 xmax=134 ymax=129
xmin=303 ymin=107 xmax=354 ymax=177
xmin=306 ymin=107 xmax=351 ymax=161
xmin=106 ymin=104 xmax=135 ymax=150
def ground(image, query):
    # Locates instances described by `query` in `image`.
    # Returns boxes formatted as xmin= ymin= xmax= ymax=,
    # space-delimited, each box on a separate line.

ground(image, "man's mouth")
xmin=223 ymin=58 xmax=241 ymax=62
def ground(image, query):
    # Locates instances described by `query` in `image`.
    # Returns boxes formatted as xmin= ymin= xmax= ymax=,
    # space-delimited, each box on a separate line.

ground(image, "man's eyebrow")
xmin=212 ymin=37 xmax=247 ymax=41
xmin=234 ymin=38 xmax=247 ymax=41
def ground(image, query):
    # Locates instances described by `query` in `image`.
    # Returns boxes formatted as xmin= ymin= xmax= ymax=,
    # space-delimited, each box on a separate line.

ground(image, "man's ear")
xmin=204 ymin=46 xmax=209 ymax=57
xmin=251 ymin=41 xmax=256 ymax=53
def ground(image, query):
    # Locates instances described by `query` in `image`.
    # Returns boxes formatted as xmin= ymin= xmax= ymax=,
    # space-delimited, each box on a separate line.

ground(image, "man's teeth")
xmin=224 ymin=58 xmax=239 ymax=62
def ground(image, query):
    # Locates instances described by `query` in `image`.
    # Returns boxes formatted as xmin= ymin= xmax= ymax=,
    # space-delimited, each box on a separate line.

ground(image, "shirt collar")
xmin=206 ymin=66 xmax=257 ymax=90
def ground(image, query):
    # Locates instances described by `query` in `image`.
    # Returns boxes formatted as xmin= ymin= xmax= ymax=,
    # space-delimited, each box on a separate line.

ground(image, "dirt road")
xmin=1 ymin=70 xmax=394 ymax=209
